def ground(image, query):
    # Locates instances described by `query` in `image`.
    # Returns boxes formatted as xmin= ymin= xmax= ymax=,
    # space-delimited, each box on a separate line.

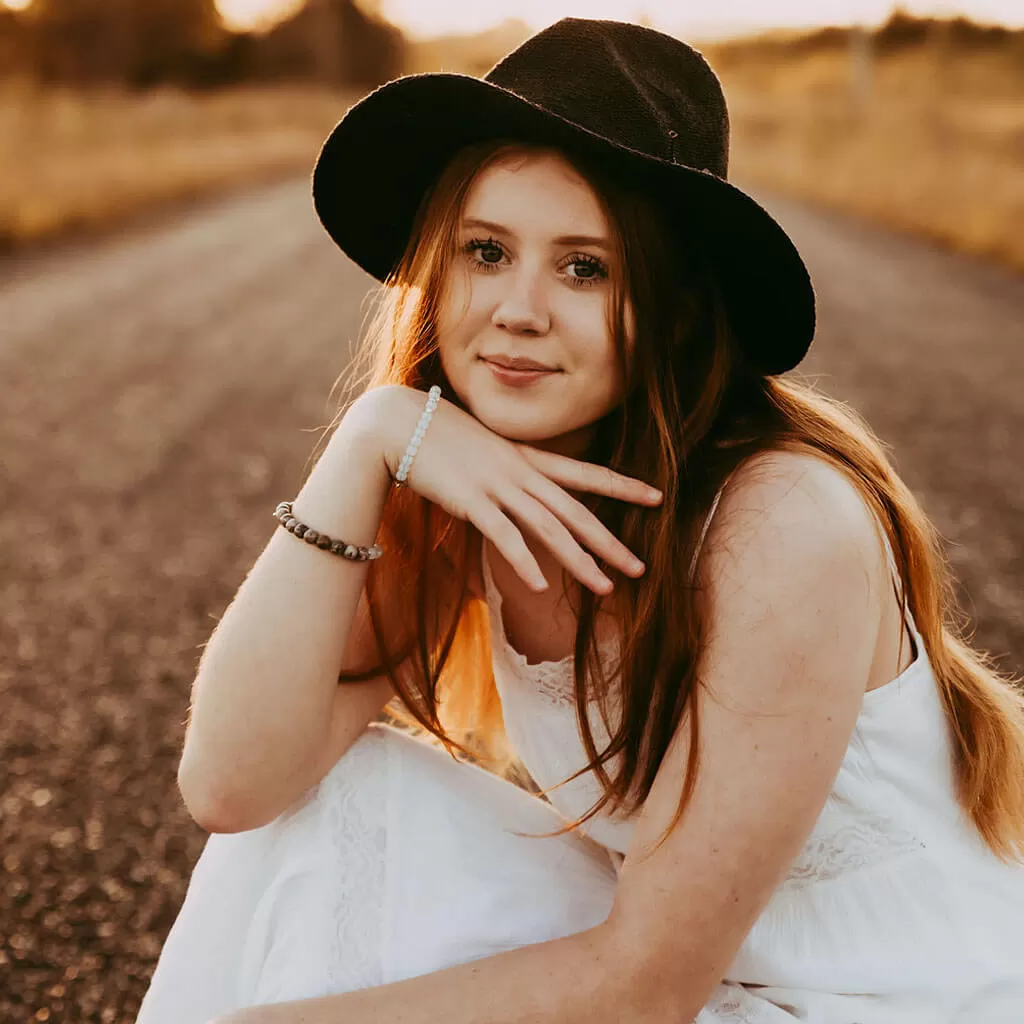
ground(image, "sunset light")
xmin=3 ymin=0 xmax=1023 ymax=37
xmin=211 ymin=0 xmax=1024 ymax=38
xmin=215 ymin=0 xmax=305 ymax=32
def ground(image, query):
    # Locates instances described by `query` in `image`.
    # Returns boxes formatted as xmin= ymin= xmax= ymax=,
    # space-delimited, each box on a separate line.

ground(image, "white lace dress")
xmin=137 ymin=521 xmax=1024 ymax=1024
xmin=480 ymin=534 xmax=1024 ymax=1024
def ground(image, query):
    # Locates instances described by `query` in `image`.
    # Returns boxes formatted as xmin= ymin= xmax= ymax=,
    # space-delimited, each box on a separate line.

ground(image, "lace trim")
xmin=318 ymin=727 xmax=389 ymax=992
xmin=481 ymin=540 xmax=619 ymax=707
xmin=494 ymin=636 xmax=620 ymax=707
xmin=695 ymin=983 xmax=792 ymax=1022
xmin=779 ymin=800 xmax=927 ymax=890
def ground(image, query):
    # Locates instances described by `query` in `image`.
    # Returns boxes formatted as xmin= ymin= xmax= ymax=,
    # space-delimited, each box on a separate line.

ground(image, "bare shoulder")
xmin=703 ymin=449 xmax=889 ymax=603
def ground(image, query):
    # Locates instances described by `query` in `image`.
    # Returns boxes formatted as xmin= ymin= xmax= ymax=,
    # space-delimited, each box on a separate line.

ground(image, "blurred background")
xmin=0 ymin=2 xmax=1022 ymax=1021
xmin=1 ymin=0 xmax=1022 ymax=265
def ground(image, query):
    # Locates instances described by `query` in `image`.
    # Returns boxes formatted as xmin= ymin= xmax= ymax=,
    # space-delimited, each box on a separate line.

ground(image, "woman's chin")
xmin=473 ymin=407 xmax=564 ymax=445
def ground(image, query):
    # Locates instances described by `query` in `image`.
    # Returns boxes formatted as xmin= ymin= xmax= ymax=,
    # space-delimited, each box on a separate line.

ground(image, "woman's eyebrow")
xmin=462 ymin=217 xmax=611 ymax=250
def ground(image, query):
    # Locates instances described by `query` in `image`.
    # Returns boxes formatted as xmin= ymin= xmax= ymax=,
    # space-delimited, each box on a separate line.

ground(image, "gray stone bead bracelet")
xmin=272 ymin=501 xmax=383 ymax=561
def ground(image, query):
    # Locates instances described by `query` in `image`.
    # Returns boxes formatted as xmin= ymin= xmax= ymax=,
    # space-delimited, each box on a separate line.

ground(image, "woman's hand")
xmin=347 ymin=384 xmax=663 ymax=595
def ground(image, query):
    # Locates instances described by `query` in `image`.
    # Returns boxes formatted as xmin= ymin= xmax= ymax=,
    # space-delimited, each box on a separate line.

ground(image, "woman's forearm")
xmin=214 ymin=921 xmax=667 ymax=1024
xmin=177 ymin=390 xmax=394 ymax=832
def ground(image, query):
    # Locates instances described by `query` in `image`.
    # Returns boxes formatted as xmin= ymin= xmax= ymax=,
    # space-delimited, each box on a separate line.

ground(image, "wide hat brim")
xmin=312 ymin=72 xmax=816 ymax=376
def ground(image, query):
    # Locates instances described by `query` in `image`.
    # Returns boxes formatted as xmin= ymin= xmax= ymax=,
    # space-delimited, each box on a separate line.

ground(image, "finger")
xmin=522 ymin=472 xmax=648 ymax=580
xmin=516 ymin=446 xmax=663 ymax=506
xmin=497 ymin=487 xmax=615 ymax=596
xmin=464 ymin=501 xmax=551 ymax=592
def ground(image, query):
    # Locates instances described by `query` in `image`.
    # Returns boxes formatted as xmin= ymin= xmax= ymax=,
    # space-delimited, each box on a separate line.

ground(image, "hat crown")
xmin=485 ymin=18 xmax=729 ymax=177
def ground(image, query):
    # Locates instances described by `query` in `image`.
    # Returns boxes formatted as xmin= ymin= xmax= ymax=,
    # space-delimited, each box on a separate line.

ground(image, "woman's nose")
xmin=490 ymin=267 xmax=550 ymax=334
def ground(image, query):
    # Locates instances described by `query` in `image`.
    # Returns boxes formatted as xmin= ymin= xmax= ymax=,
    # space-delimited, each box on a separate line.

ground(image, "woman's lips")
xmin=482 ymin=359 xmax=560 ymax=386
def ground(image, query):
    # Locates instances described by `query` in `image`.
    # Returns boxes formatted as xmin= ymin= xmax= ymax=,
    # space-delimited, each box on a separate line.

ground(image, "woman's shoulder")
xmin=704 ymin=448 xmax=889 ymax=590
xmin=695 ymin=450 xmax=891 ymax=692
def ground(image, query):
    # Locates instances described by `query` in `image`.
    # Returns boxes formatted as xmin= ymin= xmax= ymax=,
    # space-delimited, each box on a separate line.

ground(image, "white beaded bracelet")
xmin=394 ymin=385 xmax=441 ymax=487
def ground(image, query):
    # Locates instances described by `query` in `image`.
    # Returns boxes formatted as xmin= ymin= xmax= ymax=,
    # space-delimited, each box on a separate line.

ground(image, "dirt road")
xmin=1 ymin=177 xmax=1021 ymax=1020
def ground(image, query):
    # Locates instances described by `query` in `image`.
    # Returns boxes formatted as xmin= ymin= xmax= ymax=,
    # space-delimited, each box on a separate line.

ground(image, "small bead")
xmin=331 ymin=540 xmax=346 ymax=555
xmin=344 ymin=544 xmax=358 ymax=559
xmin=283 ymin=517 xmax=298 ymax=530
xmin=317 ymin=535 xmax=332 ymax=549
xmin=293 ymin=523 xmax=307 ymax=537
xmin=304 ymin=529 xmax=319 ymax=543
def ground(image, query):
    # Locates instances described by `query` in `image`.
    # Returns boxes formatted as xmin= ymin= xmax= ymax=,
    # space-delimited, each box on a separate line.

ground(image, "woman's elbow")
xmin=176 ymin=758 xmax=270 ymax=834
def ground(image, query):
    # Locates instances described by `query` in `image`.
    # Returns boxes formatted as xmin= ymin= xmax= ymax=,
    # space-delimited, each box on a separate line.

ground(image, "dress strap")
xmin=688 ymin=470 xmax=738 ymax=585
xmin=875 ymin=519 xmax=924 ymax=656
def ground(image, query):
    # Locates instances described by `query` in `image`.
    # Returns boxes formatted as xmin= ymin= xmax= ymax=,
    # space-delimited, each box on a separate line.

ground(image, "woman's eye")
xmin=563 ymin=254 xmax=609 ymax=288
xmin=463 ymin=238 xmax=506 ymax=271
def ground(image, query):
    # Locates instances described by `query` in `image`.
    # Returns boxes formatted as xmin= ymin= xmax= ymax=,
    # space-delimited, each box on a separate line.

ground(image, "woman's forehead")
xmin=461 ymin=150 xmax=609 ymax=236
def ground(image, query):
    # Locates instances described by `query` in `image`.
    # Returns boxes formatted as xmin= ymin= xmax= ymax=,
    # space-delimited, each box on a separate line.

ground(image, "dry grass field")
xmin=708 ymin=22 xmax=1024 ymax=271
xmin=0 ymin=82 xmax=351 ymax=249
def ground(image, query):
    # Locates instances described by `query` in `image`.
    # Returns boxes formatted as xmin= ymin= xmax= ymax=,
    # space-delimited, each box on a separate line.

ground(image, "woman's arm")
xmin=177 ymin=387 xmax=403 ymax=833
xmin=213 ymin=922 xmax=645 ymax=1024
xmin=214 ymin=453 xmax=887 ymax=1024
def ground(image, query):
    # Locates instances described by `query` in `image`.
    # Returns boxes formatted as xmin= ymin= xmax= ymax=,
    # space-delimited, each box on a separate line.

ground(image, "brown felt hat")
xmin=312 ymin=17 xmax=816 ymax=375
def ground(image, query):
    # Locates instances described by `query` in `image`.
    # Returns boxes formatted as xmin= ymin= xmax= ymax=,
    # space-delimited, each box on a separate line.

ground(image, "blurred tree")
xmin=0 ymin=8 xmax=29 ymax=76
xmin=11 ymin=0 xmax=403 ymax=89
xmin=23 ymin=0 xmax=227 ymax=86
xmin=246 ymin=0 xmax=403 ymax=87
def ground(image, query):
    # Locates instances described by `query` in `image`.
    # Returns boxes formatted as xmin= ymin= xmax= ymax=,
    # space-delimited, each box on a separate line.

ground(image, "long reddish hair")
xmin=320 ymin=139 xmax=1024 ymax=862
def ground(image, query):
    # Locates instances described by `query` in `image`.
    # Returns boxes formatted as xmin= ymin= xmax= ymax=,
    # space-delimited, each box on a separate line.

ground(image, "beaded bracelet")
xmin=394 ymin=384 xmax=442 ymax=488
xmin=271 ymin=384 xmax=442 ymax=561
xmin=273 ymin=501 xmax=383 ymax=561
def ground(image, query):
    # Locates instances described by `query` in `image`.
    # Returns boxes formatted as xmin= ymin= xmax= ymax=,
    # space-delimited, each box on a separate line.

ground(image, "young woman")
xmin=138 ymin=18 xmax=1024 ymax=1024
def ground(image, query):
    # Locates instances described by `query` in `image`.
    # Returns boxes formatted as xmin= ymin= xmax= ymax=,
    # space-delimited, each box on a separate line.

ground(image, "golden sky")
xmin=212 ymin=0 xmax=1024 ymax=37
xmin=2 ymin=0 xmax=1021 ymax=37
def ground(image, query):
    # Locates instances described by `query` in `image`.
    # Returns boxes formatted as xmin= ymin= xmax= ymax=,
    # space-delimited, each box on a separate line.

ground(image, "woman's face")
xmin=436 ymin=149 xmax=630 ymax=457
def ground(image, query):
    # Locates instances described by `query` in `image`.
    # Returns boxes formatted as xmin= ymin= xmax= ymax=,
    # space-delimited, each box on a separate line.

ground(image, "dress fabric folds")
xmin=136 ymin=723 xmax=619 ymax=1023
